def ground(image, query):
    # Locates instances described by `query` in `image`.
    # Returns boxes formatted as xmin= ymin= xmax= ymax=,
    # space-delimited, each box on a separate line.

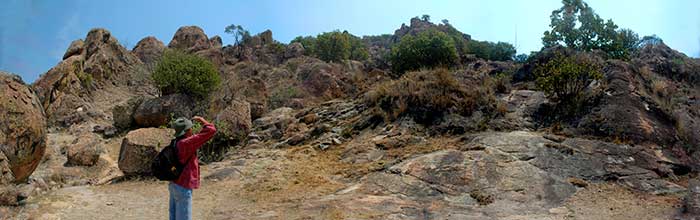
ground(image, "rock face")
xmin=82 ymin=28 xmax=142 ymax=86
xmin=686 ymin=179 xmax=700 ymax=216
xmin=132 ymin=36 xmax=165 ymax=65
xmin=305 ymin=131 xmax=685 ymax=218
xmin=33 ymin=28 xmax=142 ymax=127
xmin=66 ymin=134 xmax=102 ymax=166
xmin=0 ymin=72 xmax=47 ymax=184
xmin=214 ymin=99 xmax=252 ymax=143
xmin=577 ymin=60 xmax=677 ymax=145
xmin=168 ymin=26 xmax=213 ymax=52
xmin=118 ymin=128 xmax=174 ymax=175
xmin=133 ymin=94 xmax=195 ymax=127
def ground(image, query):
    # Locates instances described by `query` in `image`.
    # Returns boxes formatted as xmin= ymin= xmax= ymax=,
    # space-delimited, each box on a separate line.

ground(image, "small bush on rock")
xmin=389 ymin=30 xmax=459 ymax=76
xmin=152 ymin=50 xmax=221 ymax=98
xmin=364 ymin=69 xmax=487 ymax=124
xmin=534 ymin=52 xmax=602 ymax=115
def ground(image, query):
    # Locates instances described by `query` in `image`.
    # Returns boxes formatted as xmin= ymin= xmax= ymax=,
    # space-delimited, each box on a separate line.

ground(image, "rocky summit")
xmin=1 ymin=4 xmax=700 ymax=220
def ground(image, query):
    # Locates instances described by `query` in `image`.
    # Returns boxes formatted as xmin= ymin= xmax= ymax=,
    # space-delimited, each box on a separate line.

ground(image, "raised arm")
xmin=178 ymin=116 xmax=217 ymax=155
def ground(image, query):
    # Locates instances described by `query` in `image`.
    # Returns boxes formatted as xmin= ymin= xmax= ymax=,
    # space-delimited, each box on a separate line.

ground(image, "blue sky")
xmin=1 ymin=0 xmax=699 ymax=83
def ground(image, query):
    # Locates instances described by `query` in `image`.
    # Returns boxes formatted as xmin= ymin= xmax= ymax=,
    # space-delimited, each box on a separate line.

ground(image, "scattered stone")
xmin=287 ymin=133 xmax=307 ymax=146
xmin=66 ymin=134 xmax=102 ymax=166
xmin=567 ymin=177 xmax=589 ymax=188
xmin=93 ymin=124 xmax=117 ymax=138
xmin=686 ymin=178 xmax=700 ymax=215
xmin=301 ymin=113 xmax=319 ymax=124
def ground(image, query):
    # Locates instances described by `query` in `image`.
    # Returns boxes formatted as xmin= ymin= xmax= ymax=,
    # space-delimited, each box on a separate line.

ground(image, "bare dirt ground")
xmin=12 ymin=143 xmax=684 ymax=220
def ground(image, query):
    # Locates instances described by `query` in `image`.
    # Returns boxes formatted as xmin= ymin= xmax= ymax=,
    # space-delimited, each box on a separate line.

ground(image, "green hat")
xmin=172 ymin=117 xmax=193 ymax=137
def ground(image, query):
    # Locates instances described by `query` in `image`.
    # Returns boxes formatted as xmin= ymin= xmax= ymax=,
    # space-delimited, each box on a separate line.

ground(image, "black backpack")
xmin=151 ymin=138 xmax=189 ymax=181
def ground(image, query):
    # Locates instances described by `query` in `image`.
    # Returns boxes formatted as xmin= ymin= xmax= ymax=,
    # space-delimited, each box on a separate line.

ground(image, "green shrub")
xmin=152 ymin=50 xmax=221 ymax=98
xmin=389 ymin=30 xmax=459 ymax=75
xmin=364 ymin=69 xmax=483 ymax=124
xmin=534 ymin=52 xmax=602 ymax=114
xmin=465 ymin=40 xmax=516 ymax=61
xmin=294 ymin=31 xmax=368 ymax=62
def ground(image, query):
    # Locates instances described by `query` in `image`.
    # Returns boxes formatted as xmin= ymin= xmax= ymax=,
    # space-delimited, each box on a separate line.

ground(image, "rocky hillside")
xmin=1 ymin=16 xmax=700 ymax=219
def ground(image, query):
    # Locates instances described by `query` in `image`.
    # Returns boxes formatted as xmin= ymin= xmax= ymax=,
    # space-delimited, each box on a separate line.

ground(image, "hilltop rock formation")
xmin=132 ymin=36 xmax=165 ymax=65
xmin=168 ymin=26 xmax=214 ymax=52
xmin=0 ymin=72 xmax=47 ymax=183
xmin=33 ymin=28 xmax=143 ymax=127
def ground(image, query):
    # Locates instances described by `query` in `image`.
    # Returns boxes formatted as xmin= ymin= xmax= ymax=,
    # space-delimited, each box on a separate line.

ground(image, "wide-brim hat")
xmin=172 ymin=117 xmax=193 ymax=137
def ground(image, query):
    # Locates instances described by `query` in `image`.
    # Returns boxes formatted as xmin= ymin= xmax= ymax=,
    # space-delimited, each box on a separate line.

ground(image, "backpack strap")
xmin=173 ymin=137 xmax=196 ymax=167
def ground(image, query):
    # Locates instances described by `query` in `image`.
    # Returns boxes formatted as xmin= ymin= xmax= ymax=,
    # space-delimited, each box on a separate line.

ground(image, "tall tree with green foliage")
xmin=542 ymin=0 xmax=638 ymax=59
xmin=389 ymin=30 xmax=458 ymax=75
xmin=316 ymin=31 xmax=351 ymax=62
xmin=465 ymin=40 xmax=516 ymax=61
xmin=292 ymin=31 xmax=368 ymax=62
xmin=224 ymin=24 xmax=251 ymax=46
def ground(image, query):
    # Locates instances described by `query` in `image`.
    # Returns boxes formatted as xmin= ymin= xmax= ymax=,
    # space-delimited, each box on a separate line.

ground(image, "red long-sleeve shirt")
xmin=174 ymin=122 xmax=216 ymax=189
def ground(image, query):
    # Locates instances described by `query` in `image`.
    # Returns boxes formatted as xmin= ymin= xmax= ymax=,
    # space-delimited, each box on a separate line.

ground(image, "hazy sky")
xmin=1 ymin=0 xmax=699 ymax=83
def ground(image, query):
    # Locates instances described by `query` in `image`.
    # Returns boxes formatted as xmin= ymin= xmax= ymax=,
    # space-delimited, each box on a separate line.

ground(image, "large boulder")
xmin=284 ymin=42 xmax=305 ymax=59
xmin=62 ymin=39 xmax=85 ymax=60
xmin=112 ymin=96 xmax=145 ymax=131
xmin=118 ymin=128 xmax=174 ymax=175
xmin=0 ymin=72 xmax=47 ymax=184
xmin=66 ymin=134 xmax=102 ymax=166
xmin=214 ymin=99 xmax=252 ymax=143
xmin=133 ymin=94 xmax=195 ymax=127
xmin=132 ymin=36 xmax=165 ymax=65
xmin=168 ymin=26 xmax=212 ymax=52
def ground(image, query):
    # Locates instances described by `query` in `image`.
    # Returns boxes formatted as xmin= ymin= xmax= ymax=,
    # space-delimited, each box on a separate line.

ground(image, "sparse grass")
xmin=364 ymin=68 xmax=489 ymax=125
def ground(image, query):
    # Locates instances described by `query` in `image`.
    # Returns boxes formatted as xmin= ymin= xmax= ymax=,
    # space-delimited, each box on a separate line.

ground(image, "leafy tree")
xmin=346 ymin=31 xmax=369 ymax=61
xmin=608 ymin=28 xmax=639 ymax=58
xmin=293 ymin=31 xmax=368 ymax=62
xmin=224 ymin=24 xmax=251 ymax=46
xmin=534 ymin=52 xmax=602 ymax=113
xmin=421 ymin=14 xmax=431 ymax=22
xmin=465 ymin=40 xmax=516 ymax=61
xmin=152 ymin=50 xmax=221 ymax=98
xmin=291 ymin=36 xmax=317 ymax=56
xmin=389 ymin=30 xmax=458 ymax=75
xmin=542 ymin=0 xmax=638 ymax=59
xmin=441 ymin=19 xmax=450 ymax=25
xmin=316 ymin=31 xmax=351 ymax=62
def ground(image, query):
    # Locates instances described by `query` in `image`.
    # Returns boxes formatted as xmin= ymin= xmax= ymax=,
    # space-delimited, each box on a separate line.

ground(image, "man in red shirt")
xmin=169 ymin=116 xmax=216 ymax=220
